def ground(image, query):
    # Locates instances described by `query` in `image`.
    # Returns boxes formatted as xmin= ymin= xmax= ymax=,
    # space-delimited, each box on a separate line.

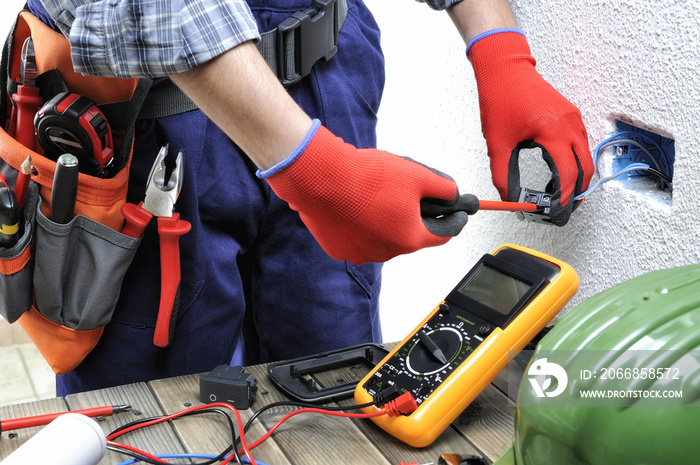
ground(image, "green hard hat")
xmin=495 ymin=264 xmax=700 ymax=465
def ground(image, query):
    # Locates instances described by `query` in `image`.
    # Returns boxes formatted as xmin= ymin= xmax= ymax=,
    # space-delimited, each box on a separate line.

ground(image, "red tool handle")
xmin=121 ymin=202 xmax=153 ymax=238
xmin=153 ymin=213 xmax=191 ymax=347
xmin=12 ymin=85 xmax=43 ymax=150
xmin=477 ymin=199 xmax=538 ymax=212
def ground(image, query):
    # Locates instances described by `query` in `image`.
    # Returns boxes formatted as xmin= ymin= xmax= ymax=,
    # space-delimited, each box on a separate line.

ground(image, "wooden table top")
xmin=0 ymin=344 xmax=519 ymax=464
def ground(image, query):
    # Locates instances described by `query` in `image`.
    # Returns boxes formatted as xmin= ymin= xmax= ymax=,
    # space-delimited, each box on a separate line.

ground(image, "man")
xmin=26 ymin=0 xmax=592 ymax=395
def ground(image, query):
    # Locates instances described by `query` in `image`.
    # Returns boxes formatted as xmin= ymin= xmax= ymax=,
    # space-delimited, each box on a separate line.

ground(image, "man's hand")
xmin=468 ymin=30 xmax=594 ymax=225
xmin=259 ymin=121 xmax=468 ymax=264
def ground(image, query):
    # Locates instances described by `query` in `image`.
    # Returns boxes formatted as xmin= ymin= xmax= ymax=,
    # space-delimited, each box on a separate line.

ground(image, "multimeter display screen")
xmin=458 ymin=263 xmax=532 ymax=314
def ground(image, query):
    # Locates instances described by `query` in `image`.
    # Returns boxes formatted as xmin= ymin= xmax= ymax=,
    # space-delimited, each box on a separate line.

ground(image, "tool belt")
xmin=0 ymin=11 xmax=149 ymax=375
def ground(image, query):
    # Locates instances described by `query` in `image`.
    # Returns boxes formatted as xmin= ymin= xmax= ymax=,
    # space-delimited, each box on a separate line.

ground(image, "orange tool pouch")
xmin=0 ymin=11 xmax=150 ymax=374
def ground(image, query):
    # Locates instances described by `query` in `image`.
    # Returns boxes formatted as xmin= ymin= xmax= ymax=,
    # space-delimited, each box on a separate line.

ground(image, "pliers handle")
xmin=120 ymin=146 xmax=191 ymax=347
xmin=121 ymin=203 xmax=191 ymax=346
xmin=154 ymin=213 xmax=191 ymax=347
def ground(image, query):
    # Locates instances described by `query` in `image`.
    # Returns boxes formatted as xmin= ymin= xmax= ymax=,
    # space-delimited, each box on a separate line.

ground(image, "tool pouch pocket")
xmin=0 ymin=11 xmax=150 ymax=374
xmin=20 ymin=202 xmax=141 ymax=374
xmin=0 ymin=181 xmax=39 ymax=323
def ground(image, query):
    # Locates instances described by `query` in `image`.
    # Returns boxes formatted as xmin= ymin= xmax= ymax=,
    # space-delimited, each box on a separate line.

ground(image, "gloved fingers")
xmin=488 ymin=145 xmax=518 ymax=202
xmin=422 ymin=211 xmax=469 ymax=237
xmin=539 ymin=142 xmax=588 ymax=226
xmin=397 ymin=155 xmax=461 ymax=203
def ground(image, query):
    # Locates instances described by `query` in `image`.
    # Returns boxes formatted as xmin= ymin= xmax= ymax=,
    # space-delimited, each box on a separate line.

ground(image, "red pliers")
xmin=121 ymin=145 xmax=191 ymax=347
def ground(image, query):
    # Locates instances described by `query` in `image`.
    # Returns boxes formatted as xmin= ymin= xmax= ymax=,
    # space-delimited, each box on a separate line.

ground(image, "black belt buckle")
xmin=277 ymin=0 xmax=339 ymax=86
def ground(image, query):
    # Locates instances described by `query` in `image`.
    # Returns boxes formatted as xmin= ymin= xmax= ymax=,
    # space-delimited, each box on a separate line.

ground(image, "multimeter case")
xmin=354 ymin=243 xmax=579 ymax=447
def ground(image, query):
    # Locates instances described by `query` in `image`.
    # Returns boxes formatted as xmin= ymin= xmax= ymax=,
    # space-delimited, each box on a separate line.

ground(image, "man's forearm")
xmin=447 ymin=0 xmax=519 ymax=45
xmin=170 ymin=41 xmax=313 ymax=170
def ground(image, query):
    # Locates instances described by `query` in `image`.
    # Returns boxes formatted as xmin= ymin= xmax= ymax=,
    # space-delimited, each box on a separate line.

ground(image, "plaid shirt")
xmin=40 ymin=0 xmax=261 ymax=78
xmin=39 ymin=0 xmax=461 ymax=79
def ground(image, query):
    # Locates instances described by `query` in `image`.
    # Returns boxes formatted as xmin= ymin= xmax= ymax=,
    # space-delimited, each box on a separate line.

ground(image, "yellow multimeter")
xmin=354 ymin=243 xmax=579 ymax=447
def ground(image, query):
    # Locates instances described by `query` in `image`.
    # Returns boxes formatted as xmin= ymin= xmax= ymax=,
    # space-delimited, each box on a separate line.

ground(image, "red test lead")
xmin=0 ymin=405 xmax=131 ymax=433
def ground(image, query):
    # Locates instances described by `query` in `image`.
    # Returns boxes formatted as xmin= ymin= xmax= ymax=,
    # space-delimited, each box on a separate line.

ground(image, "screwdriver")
xmin=51 ymin=154 xmax=80 ymax=224
xmin=421 ymin=193 xmax=538 ymax=218
xmin=0 ymin=172 xmax=20 ymax=248
xmin=0 ymin=405 xmax=131 ymax=433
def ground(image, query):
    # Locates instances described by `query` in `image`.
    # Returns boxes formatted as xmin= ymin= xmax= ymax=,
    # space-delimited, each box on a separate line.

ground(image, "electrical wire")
xmin=575 ymin=131 xmax=673 ymax=201
xmin=108 ymin=440 xmax=168 ymax=464
xmin=106 ymin=397 xmax=399 ymax=464
xmin=242 ymin=405 xmax=390 ymax=454
xmin=243 ymin=399 xmax=377 ymax=435
xmin=109 ymin=408 xmax=240 ymax=465
xmin=107 ymin=403 xmax=254 ymax=465
xmin=115 ymin=454 xmax=269 ymax=465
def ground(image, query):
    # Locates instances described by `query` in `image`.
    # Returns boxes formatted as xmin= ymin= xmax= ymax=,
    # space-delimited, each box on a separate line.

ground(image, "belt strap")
xmin=139 ymin=0 xmax=347 ymax=119
xmin=257 ymin=0 xmax=347 ymax=86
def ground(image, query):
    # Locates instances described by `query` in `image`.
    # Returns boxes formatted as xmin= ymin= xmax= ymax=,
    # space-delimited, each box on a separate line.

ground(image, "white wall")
xmin=368 ymin=0 xmax=700 ymax=341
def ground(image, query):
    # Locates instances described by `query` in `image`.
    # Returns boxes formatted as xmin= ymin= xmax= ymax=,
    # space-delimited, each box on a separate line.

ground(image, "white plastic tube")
xmin=0 ymin=413 xmax=106 ymax=465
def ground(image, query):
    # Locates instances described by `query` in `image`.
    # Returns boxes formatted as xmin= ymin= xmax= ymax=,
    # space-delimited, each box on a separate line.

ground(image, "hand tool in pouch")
xmin=34 ymin=92 xmax=114 ymax=176
xmin=121 ymin=145 xmax=191 ymax=347
xmin=10 ymin=37 xmax=43 ymax=150
xmin=0 ymin=172 xmax=20 ymax=248
xmin=14 ymin=155 xmax=32 ymax=212
xmin=50 ymin=154 xmax=79 ymax=224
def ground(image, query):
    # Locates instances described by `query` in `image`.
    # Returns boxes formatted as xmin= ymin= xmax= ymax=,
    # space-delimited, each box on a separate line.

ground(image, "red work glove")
xmin=259 ymin=120 xmax=468 ymax=264
xmin=468 ymin=30 xmax=594 ymax=226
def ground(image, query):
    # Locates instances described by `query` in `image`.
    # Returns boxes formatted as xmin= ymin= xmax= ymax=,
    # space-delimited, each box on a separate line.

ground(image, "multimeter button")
xmin=479 ymin=324 xmax=492 ymax=336
xmin=439 ymin=303 xmax=451 ymax=314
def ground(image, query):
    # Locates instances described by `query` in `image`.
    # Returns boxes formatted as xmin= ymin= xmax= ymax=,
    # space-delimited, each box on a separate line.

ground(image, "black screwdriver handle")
xmin=420 ymin=193 xmax=480 ymax=218
xmin=51 ymin=154 xmax=79 ymax=224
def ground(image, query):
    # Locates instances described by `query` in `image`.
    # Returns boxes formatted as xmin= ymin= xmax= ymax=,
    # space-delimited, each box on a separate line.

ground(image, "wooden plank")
xmin=0 ymin=397 xmax=67 ymax=460
xmin=451 ymin=385 xmax=515 ymax=463
xmin=150 ymin=372 xmax=292 ymax=465
xmin=66 ymin=382 xmax=185 ymax=464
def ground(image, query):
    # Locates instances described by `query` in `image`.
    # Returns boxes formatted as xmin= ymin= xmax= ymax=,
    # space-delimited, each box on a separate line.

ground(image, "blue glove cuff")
xmin=256 ymin=119 xmax=322 ymax=178
xmin=466 ymin=28 xmax=525 ymax=56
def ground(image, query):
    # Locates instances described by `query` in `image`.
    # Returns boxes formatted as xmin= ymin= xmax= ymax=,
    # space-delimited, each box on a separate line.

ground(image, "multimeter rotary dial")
xmin=406 ymin=327 xmax=463 ymax=375
xmin=366 ymin=311 xmax=487 ymax=404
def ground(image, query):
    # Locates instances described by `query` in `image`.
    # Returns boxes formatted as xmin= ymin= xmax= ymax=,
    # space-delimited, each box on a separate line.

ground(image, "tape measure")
xmin=354 ymin=244 xmax=579 ymax=447
xmin=34 ymin=92 xmax=114 ymax=176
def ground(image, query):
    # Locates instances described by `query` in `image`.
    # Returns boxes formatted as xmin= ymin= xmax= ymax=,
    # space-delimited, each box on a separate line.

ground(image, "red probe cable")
xmin=107 ymin=402 xmax=256 ymax=465
xmin=0 ymin=405 xmax=131 ymax=433
xmin=241 ymin=392 xmax=417 ymax=456
xmin=105 ymin=393 xmax=418 ymax=464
